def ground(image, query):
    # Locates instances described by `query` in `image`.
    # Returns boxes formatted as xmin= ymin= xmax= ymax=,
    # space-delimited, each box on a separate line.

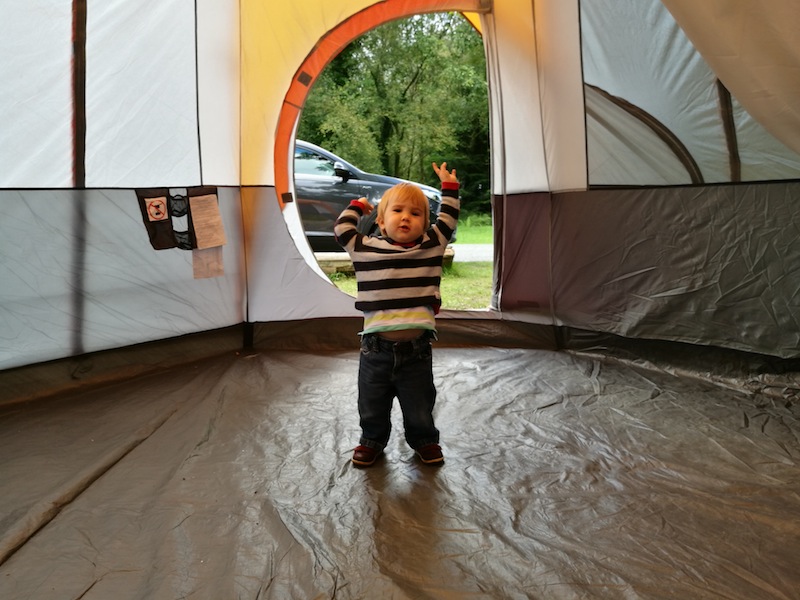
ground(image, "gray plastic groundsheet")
xmin=2 ymin=347 xmax=799 ymax=599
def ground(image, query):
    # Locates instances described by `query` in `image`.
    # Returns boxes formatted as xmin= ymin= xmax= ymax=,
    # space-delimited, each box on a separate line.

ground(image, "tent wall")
xmin=6 ymin=0 xmax=794 ymax=190
xmin=497 ymin=182 xmax=800 ymax=358
xmin=0 ymin=190 xmax=247 ymax=371
xmin=85 ymin=0 xmax=200 ymax=187
xmin=0 ymin=2 xmax=74 ymax=187
xmin=0 ymin=0 xmax=242 ymax=189
xmin=241 ymin=0 xmax=390 ymax=187
xmin=243 ymin=187 xmax=358 ymax=322
xmin=579 ymin=0 xmax=800 ymax=187
xmin=581 ymin=0 xmax=725 ymax=185
xmin=484 ymin=0 xmax=586 ymax=194
xmin=0 ymin=184 xmax=366 ymax=371
xmin=197 ymin=0 xmax=241 ymax=186
xmin=662 ymin=0 xmax=800 ymax=158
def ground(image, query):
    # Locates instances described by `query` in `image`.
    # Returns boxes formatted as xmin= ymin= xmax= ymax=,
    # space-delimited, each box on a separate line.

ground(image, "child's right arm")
xmin=334 ymin=197 xmax=372 ymax=249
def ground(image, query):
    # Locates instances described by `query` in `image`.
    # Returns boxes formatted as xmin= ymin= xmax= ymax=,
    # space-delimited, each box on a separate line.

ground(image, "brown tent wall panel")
xmin=252 ymin=315 xmax=559 ymax=353
xmin=494 ymin=192 xmax=553 ymax=312
xmin=498 ymin=182 xmax=800 ymax=358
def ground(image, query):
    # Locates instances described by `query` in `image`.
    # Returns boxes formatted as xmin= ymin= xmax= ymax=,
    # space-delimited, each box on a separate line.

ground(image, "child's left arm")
xmin=432 ymin=162 xmax=458 ymax=185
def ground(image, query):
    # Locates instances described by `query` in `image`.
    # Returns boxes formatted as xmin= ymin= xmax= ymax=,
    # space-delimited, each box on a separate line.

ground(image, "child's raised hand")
xmin=432 ymin=162 xmax=458 ymax=184
xmin=355 ymin=197 xmax=373 ymax=215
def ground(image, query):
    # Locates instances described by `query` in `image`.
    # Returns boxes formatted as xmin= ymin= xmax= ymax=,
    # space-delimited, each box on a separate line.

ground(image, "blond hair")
xmin=376 ymin=183 xmax=431 ymax=233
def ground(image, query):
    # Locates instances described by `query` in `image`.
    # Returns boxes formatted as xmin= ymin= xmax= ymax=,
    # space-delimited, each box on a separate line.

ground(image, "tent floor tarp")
xmin=2 ymin=336 xmax=799 ymax=598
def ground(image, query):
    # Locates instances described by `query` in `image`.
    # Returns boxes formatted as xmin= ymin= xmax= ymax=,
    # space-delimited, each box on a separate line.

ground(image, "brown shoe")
xmin=352 ymin=445 xmax=381 ymax=467
xmin=415 ymin=443 xmax=444 ymax=464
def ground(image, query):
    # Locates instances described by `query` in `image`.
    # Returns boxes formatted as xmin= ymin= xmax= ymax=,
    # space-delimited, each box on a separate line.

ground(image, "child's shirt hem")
xmin=360 ymin=307 xmax=437 ymax=335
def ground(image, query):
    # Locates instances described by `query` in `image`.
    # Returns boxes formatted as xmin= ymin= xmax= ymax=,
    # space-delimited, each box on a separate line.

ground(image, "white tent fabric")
xmin=580 ymin=0 xmax=800 ymax=186
xmin=197 ymin=0 xmax=241 ymax=185
xmin=86 ymin=1 xmax=201 ymax=187
xmin=582 ymin=0 xmax=727 ymax=184
xmin=585 ymin=85 xmax=694 ymax=186
xmin=244 ymin=188 xmax=359 ymax=323
xmin=663 ymin=0 xmax=800 ymax=157
xmin=1 ymin=191 xmax=246 ymax=368
xmin=484 ymin=0 xmax=587 ymax=194
xmin=0 ymin=3 xmax=73 ymax=187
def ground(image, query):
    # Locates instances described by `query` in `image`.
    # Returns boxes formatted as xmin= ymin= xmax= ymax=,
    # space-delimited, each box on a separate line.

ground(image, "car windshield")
xmin=294 ymin=147 xmax=336 ymax=176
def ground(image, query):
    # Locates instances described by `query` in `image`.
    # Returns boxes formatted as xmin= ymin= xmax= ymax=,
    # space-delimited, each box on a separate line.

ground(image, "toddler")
xmin=334 ymin=162 xmax=460 ymax=466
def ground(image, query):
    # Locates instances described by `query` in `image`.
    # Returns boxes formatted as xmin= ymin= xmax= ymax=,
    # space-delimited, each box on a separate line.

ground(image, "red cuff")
xmin=349 ymin=198 xmax=369 ymax=210
xmin=441 ymin=181 xmax=459 ymax=191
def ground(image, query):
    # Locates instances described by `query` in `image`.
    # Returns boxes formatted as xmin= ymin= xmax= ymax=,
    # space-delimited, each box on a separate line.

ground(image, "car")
xmin=293 ymin=139 xmax=445 ymax=252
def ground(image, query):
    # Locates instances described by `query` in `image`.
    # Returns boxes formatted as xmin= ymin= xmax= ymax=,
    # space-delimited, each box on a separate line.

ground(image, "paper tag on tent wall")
xmin=193 ymin=246 xmax=224 ymax=278
xmin=189 ymin=194 xmax=226 ymax=249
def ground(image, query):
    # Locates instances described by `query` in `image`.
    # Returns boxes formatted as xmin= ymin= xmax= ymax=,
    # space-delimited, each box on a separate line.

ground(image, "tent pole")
xmin=72 ymin=0 xmax=87 ymax=188
xmin=70 ymin=1 xmax=88 ymax=356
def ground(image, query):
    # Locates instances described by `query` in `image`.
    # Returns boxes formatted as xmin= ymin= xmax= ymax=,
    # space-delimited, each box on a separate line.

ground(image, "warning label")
xmin=146 ymin=197 xmax=169 ymax=222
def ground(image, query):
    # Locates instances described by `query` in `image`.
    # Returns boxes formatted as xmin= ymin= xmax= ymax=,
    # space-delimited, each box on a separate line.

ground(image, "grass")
xmin=440 ymin=261 xmax=494 ymax=309
xmin=327 ymin=215 xmax=494 ymax=310
xmin=453 ymin=212 xmax=493 ymax=244
xmin=329 ymin=261 xmax=493 ymax=310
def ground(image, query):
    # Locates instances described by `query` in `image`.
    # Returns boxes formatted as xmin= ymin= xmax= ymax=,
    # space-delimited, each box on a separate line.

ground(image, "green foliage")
xmin=297 ymin=12 xmax=491 ymax=214
xmin=459 ymin=211 xmax=493 ymax=227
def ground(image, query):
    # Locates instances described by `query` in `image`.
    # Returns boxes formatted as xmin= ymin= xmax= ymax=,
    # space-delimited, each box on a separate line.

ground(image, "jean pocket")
xmin=360 ymin=336 xmax=377 ymax=355
xmin=416 ymin=342 xmax=433 ymax=361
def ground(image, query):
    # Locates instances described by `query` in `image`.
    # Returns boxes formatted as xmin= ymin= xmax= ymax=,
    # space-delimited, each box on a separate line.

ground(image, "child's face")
xmin=377 ymin=196 xmax=427 ymax=244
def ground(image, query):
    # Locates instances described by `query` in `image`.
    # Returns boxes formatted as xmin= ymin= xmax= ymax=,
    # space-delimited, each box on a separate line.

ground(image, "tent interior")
xmin=2 ymin=0 xmax=800 ymax=598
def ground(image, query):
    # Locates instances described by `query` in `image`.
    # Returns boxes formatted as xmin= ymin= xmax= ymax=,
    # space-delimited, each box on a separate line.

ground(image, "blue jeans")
xmin=357 ymin=332 xmax=439 ymax=451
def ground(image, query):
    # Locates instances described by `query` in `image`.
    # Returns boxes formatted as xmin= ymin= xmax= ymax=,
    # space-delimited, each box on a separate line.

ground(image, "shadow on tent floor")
xmin=1 ymin=346 xmax=799 ymax=599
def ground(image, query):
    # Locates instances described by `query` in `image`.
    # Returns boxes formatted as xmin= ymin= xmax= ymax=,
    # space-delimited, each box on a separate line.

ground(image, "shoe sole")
xmin=417 ymin=454 xmax=444 ymax=464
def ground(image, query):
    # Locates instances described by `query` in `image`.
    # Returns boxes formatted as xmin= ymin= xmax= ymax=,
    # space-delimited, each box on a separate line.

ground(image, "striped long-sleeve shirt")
xmin=334 ymin=183 xmax=460 ymax=332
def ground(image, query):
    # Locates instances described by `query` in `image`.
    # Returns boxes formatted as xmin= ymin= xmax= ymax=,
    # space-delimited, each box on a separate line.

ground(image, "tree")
xmin=297 ymin=13 xmax=490 ymax=212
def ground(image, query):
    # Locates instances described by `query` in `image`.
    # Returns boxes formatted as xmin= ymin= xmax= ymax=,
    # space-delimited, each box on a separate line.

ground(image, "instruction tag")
xmin=189 ymin=194 xmax=227 ymax=249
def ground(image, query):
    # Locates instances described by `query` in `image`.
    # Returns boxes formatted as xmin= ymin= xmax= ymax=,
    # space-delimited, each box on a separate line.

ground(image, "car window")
xmin=294 ymin=148 xmax=336 ymax=176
